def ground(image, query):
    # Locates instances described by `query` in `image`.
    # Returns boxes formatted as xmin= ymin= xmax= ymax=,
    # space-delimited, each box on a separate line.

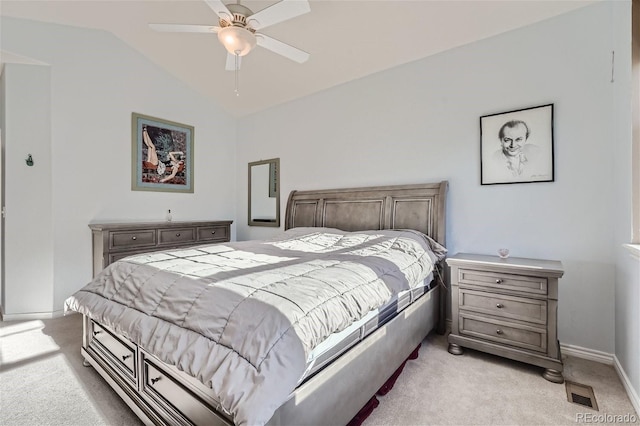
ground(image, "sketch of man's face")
xmin=500 ymin=123 xmax=528 ymax=157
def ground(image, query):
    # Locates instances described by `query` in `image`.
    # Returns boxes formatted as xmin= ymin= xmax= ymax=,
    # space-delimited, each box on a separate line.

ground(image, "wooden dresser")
xmin=89 ymin=220 xmax=233 ymax=276
xmin=446 ymin=253 xmax=565 ymax=383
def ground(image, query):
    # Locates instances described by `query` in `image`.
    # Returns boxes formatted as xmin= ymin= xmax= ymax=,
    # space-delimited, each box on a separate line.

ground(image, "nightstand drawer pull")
xmin=175 ymin=233 xmax=181 ymax=237
xmin=150 ymin=376 xmax=161 ymax=385
xmin=495 ymin=279 xmax=503 ymax=284
xmin=496 ymin=303 xmax=504 ymax=308
xmin=122 ymin=354 xmax=132 ymax=361
xmin=131 ymin=236 xmax=137 ymax=240
xmin=496 ymin=329 xmax=504 ymax=335
xmin=211 ymin=230 xmax=216 ymax=234
xmin=93 ymin=330 xmax=102 ymax=336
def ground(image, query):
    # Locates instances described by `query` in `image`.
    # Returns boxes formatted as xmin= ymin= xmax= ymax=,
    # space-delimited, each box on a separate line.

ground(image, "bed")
xmin=65 ymin=181 xmax=448 ymax=426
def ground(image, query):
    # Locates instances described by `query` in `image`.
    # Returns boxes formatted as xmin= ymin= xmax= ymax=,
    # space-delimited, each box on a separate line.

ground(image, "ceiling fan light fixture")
xmin=217 ymin=26 xmax=256 ymax=56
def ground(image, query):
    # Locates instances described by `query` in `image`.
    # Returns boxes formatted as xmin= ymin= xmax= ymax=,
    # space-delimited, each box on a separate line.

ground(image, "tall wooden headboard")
xmin=285 ymin=181 xmax=448 ymax=246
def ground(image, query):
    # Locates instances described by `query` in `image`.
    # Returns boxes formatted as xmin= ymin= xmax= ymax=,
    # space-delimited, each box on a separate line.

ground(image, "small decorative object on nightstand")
xmin=446 ymin=253 xmax=565 ymax=383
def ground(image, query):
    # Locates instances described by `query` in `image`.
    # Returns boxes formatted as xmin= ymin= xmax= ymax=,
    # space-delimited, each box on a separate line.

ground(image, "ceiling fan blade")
xmin=256 ymin=34 xmax=309 ymax=63
xmin=225 ymin=52 xmax=242 ymax=71
xmin=247 ymin=0 xmax=310 ymax=31
xmin=149 ymin=24 xmax=220 ymax=33
xmin=204 ymin=0 xmax=233 ymax=22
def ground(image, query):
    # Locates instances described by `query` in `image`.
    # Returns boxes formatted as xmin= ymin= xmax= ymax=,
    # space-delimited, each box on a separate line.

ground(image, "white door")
xmin=1 ymin=129 xmax=4 ymax=315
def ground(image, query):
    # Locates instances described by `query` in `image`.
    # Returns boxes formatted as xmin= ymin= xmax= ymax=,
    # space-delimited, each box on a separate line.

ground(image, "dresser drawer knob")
xmin=122 ymin=354 xmax=132 ymax=361
xmin=496 ymin=329 xmax=504 ymax=335
xmin=150 ymin=376 xmax=162 ymax=385
xmin=211 ymin=230 xmax=216 ymax=234
xmin=495 ymin=279 xmax=503 ymax=284
xmin=93 ymin=330 xmax=102 ymax=336
xmin=131 ymin=236 xmax=137 ymax=241
xmin=176 ymin=233 xmax=181 ymax=237
xmin=496 ymin=303 xmax=504 ymax=309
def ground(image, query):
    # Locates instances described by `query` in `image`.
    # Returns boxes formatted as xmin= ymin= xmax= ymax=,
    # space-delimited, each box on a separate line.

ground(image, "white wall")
xmin=0 ymin=17 xmax=237 ymax=316
xmin=237 ymin=2 xmax=623 ymax=355
xmin=612 ymin=0 xmax=640 ymax=406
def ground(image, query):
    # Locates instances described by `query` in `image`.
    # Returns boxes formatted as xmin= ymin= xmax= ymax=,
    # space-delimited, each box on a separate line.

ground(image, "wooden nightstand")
xmin=446 ymin=253 xmax=565 ymax=383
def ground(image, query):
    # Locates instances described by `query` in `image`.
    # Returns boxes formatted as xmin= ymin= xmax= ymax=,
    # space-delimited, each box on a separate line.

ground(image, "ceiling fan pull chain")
xmin=234 ymin=51 xmax=240 ymax=96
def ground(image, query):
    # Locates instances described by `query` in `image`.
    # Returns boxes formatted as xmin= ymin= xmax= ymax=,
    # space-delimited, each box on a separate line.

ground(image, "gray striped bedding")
xmin=65 ymin=227 xmax=445 ymax=426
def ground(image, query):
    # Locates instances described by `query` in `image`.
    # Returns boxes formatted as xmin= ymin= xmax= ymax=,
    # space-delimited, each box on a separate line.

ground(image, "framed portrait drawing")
xmin=131 ymin=112 xmax=194 ymax=193
xmin=480 ymin=103 xmax=554 ymax=185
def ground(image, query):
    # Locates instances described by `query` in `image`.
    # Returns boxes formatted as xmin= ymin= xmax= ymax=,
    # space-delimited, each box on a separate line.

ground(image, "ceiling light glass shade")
xmin=217 ymin=26 xmax=257 ymax=56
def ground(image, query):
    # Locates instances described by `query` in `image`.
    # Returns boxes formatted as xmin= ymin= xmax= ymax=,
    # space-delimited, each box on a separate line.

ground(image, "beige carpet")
xmin=1 ymin=313 xmax=637 ymax=426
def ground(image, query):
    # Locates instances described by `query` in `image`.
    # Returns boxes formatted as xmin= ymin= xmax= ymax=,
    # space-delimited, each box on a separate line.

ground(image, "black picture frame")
xmin=480 ymin=104 xmax=554 ymax=185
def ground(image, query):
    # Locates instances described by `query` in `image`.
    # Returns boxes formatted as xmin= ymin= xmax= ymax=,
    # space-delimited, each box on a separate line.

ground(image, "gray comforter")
xmin=65 ymin=227 xmax=445 ymax=425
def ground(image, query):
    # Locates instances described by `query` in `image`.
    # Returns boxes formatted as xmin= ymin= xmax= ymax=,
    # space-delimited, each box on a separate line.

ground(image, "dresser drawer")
xmin=158 ymin=228 xmax=196 ymax=246
xmin=143 ymin=360 xmax=226 ymax=426
xmin=90 ymin=322 xmax=136 ymax=382
xmin=109 ymin=252 xmax=136 ymax=264
xmin=459 ymin=313 xmax=547 ymax=353
xmin=197 ymin=225 xmax=229 ymax=242
xmin=111 ymin=230 xmax=156 ymax=250
xmin=459 ymin=269 xmax=547 ymax=296
xmin=459 ymin=289 xmax=547 ymax=325
xmin=109 ymin=248 xmax=162 ymax=265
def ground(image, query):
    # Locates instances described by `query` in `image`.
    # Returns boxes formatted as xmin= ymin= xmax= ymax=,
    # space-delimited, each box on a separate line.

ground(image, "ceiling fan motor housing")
xmin=220 ymin=3 xmax=254 ymax=31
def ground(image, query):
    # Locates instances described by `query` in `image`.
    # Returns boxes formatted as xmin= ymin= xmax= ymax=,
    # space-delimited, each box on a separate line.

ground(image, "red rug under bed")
xmin=346 ymin=344 xmax=421 ymax=426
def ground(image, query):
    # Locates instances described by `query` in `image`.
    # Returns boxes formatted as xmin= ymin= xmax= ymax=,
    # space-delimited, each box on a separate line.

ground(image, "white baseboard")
xmin=1 ymin=309 xmax=64 ymax=322
xmin=560 ymin=342 xmax=615 ymax=365
xmin=561 ymin=343 xmax=639 ymax=416
xmin=614 ymin=354 xmax=640 ymax=416
xmin=444 ymin=326 xmax=637 ymax=413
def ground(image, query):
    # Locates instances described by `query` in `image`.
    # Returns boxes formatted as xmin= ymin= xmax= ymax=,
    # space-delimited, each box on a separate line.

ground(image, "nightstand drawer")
xmin=459 ymin=289 xmax=547 ymax=325
xmin=111 ymin=230 xmax=156 ymax=250
xmin=158 ymin=228 xmax=196 ymax=245
xmin=459 ymin=313 xmax=547 ymax=353
xmin=197 ymin=225 xmax=229 ymax=242
xmin=459 ymin=269 xmax=547 ymax=295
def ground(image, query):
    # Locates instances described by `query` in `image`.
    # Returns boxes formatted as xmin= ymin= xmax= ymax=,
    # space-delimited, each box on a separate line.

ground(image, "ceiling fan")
xmin=149 ymin=0 xmax=310 ymax=71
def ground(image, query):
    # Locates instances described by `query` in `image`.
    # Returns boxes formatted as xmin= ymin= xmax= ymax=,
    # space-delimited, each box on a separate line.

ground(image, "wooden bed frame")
xmin=80 ymin=181 xmax=448 ymax=426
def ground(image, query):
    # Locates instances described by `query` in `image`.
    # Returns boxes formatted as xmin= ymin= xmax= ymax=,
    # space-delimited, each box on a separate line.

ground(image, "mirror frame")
xmin=248 ymin=158 xmax=280 ymax=227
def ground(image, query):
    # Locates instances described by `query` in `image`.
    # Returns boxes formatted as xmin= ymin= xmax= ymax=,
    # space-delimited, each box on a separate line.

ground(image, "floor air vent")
xmin=565 ymin=381 xmax=599 ymax=411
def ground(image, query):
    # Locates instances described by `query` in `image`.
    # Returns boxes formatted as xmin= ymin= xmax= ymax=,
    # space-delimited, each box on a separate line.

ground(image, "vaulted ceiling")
xmin=1 ymin=0 xmax=596 ymax=117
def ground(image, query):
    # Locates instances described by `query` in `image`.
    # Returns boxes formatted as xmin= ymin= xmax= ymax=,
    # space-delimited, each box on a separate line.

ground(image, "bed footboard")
xmin=267 ymin=286 xmax=439 ymax=425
